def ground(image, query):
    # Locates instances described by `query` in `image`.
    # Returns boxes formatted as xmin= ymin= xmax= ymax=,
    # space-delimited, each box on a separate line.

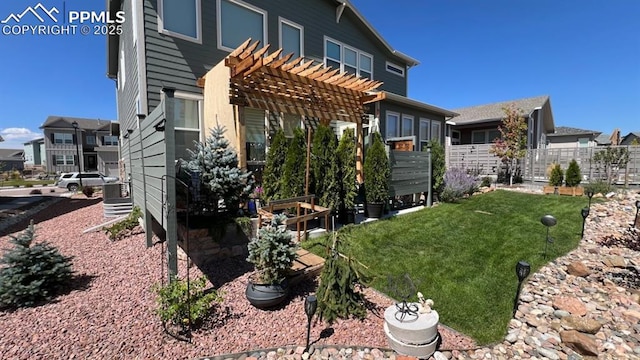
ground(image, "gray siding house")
xmin=107 ymin=0 xmax=455 ymax=168
xmin=23 ymin=138 xmax=46 ymax=168
xmin=40 ymin=116 xmax=119 ymax=175
xmin=0 ymin=149 xmax=25 ymax=172
xmin=546 ymin=127 xmax=601 ymax=148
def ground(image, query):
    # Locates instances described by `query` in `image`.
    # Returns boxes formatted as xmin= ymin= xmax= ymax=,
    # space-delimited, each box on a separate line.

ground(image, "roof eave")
xmin=383 ymin=92 xmax=457 ymax=117
xmin=341 ymin=1 xmax=420 ymax=67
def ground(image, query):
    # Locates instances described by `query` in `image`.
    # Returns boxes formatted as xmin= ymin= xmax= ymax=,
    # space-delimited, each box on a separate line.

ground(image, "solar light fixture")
xmin=71 ymin=121 xmax=83 ymax=189
xmin=513 ymin=260 xmax=530 ymax=317
xmin=581 ymin=207 xmax=590 ymax=238
xmin=540 ymin=215 xmax=557 ymax=259
xmin=586 ymin=190 xmax=594 ymax=208
xmin=304 ymin=295 xmax=317 ymax=352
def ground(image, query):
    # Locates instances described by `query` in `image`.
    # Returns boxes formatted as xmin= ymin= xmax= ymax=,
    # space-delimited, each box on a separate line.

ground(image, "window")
xmin=324 ymin=37 xmax=373 ymax=80
xmin=86 ymin=136 xmax=96 ymax=145
xmin=159 ymin=0 xmax=201 ymax=42
xmin=282 ymin=113 xmax=300 ymax=138
xmin=172 ymin=93 xmax=202 ymax=160
xmin=451 ymin=130 xmax=461 ymax=145
xmin=217 ymin=0 xmax=266 ymax=52
xmin=102 ymin=136 xmax=119 ymax=146
xmin=430 ymin=121 xmax=441 ymax=144
xmin=279 ymin=18 xmax=303 ymax=59
xmin=53 ymin=155 xmax=74 ymax=165
xmin=402 ymin=115 xmax=414 ymax=137
xmin=385 ymin=112 xmax=400 ymax=139
xmin=54 ymin=133 xmax=73 ymax=145
xmin=386 ymin=61 xmax=405 ymax=77
xmin=419 ymin=118 xmax=430 ymax=150
xmin=472 ymin=129 xmax=500 ymax=144
xmin=245 ymin=108 xmax=266 ymax=162
xmin=578 ymin=138 xmax=589 ymax=147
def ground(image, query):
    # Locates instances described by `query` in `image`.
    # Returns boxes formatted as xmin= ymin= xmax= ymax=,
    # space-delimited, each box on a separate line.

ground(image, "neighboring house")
xmin=594 ymin=133 xmax=612 ymax=146
xmin=546 ymin=127 xmax=601 ymax=148
xmin=0 ymin=149 xmax=25 ymax=172
xmin=106 ymin=0 xmax=456 ymax=174
xmin=447 ymin=95 xmax=555 ymax=149
xmin=621 ymin=132 xmax=640 ymax=146
xmin=23 ymin=138 xmax=46 ymax=168
xmin=40 ymin=116 xmax=120 ymax=175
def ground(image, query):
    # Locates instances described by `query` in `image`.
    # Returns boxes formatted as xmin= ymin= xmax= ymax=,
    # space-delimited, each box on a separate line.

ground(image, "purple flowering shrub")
xmin=440 ymin=167 xmax=479 ymax=203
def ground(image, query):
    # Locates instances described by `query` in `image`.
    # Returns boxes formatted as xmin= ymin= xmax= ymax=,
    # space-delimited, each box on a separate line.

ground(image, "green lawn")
xmin=303 ymin=190 xmax=591 ymax=345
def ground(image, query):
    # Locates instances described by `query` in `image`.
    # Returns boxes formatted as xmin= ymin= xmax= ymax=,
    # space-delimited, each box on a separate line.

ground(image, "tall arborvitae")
xmin=565 ymin=159 xmax=582 ymax=187
xmin=0 ymin=221 xmax=74 ymax=308
xmin=336 ymin=128 xmax=357 ymax=221
xmin=184 ymin=123 xmax=253 ymax=213
xmin=282 ymin=127 xmax=307 ymax=198
xmin=363 ymin=132 xmax=390 ymax=203
xmin=262 ymin=129 xmax=289 ymax=202
xmin=312 ymin=124 xmax=340 ymax=209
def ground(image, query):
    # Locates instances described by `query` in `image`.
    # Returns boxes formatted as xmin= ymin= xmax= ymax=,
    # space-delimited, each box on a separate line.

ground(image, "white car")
xmin=55 ymin=172 xmax=119 ymax=192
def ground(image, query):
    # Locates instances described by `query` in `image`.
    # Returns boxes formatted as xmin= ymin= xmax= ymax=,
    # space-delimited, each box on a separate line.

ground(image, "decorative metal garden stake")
xmin=513 ymin=261 xmax=530 ymax=317
xmin=581 ymin=207 xmax=590 ymax=238
xmin=540 ymin=215 xmax=557 ymax=259
xmin=71 ymin=120 xmax=83 ymax=189
xmin=586 ymin=190 xmax=594 ymax=209
xmin=427 ymin=143 xmax=432 ymax=207
xmin=304 ymin=295 xmax=317 ymax=352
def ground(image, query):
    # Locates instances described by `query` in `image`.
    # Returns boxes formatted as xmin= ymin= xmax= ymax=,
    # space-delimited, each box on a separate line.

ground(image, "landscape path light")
xmin=586 ymin=190 xmax=594 ymax=208
xmin=513 ymin=260 xmax=530 ymax=317
xmin=540 ymin=215 xmax=557 ymax=259
xmin=304 ymin=294 xmax=317 ymax=353
xmin=581 ymin=207 xmax=590 ymax=239
xmin=72 ymin=121 xmax=83 ymax=189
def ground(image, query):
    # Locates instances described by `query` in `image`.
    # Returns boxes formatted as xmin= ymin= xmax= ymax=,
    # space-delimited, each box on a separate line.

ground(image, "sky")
xmin=0 ymin=0 xmax=639 ymax=150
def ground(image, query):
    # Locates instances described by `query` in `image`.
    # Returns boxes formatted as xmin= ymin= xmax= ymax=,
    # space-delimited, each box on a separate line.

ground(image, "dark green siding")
xmin=142 ymin=0 xmax=413 ymax=112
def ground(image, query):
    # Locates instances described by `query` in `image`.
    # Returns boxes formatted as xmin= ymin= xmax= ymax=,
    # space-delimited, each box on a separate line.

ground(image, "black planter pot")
xmin=339 ymin=208 xmax=356 ymax=224
xmin=245 ymin=279 xmax=289 ymax=309
xmin=366 ymin=202 xmax=384 ymax=219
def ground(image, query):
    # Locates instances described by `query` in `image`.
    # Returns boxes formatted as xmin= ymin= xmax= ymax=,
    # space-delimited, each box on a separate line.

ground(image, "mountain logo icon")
xmin=1 ymin=3 xmax=59 ymax=24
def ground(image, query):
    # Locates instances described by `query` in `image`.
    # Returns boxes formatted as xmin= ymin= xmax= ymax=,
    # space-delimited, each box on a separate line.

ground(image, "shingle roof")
xmin=547 ymin=126 xmax=600 ymax=137
xmin=594 ymin=133 xmax=612 ymax=145
xmin=0 ymin=149 xmax=24 ymax=161
xmin=450 ymin=95 xmax=550 ymax=125
xmin=40 ymin=116 xmax=115 ymax=130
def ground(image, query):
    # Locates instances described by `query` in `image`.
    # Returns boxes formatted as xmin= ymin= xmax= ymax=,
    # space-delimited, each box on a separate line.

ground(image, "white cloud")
xmin=0 ymin=127 xmax=41 ymax=141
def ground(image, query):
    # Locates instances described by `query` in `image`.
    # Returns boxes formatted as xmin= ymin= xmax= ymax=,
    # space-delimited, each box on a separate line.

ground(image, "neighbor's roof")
xmin=0 ymin=149 xmax=24 ymax=161
xmin=594 ymin=133 xmax=612 ymax=145
xmin=547 ymin=126 xmax=601 ymax=137
xmin=449 ymin=95 xmax=551 ymax=125
xmin=40 ymin=116 xmax=115 ymax=130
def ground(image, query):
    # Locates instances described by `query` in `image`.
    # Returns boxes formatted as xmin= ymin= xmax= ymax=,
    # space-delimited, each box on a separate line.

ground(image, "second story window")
xmin=159 ymin=0 xmax=201 ymax=43
xmin=324 ymin=37 xmax=373 ymax=80
xmin=279 ymin=18 xmax=303 ymax=59
xmin=54 ymin=133 xmax=73 ymax=145
xmin=86 ymin=136 xmax=96 ymax=145
xmin=217 ymin=0 xmax=266 ymax=52
xmin=102 ymin=136 xmax=119 ymax=146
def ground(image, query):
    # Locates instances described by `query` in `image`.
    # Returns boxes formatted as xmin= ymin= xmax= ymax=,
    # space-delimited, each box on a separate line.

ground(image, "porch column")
xmin=237 ymin=106 xmax=247 ymax=169
xmin=356 ymin=119 xmax=363 ymax=183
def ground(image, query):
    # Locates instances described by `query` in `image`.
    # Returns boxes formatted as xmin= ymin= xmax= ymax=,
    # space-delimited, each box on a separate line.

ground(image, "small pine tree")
xmin=316 ymin=229 xmax=369 ymax=324
xmin=312 ymin=124 xmax=340 ymax=209
xmin=263 ymin=129 xmax=289 ymax=202
xmin=246 ymin=214 xmax=298 ymax=284
xmin=0 ymin=221 xmax=74 ymax=308
xmin=184 ymin=123 xmax=253 ymax=213
xmin=336 ymin=128 xmax=357 ymax=220
xmin=565 ymin=159 xmax=582 ymax=187
xmin=549 ymin=163 xmax=564 ymax=187
xmin=282 ymin=127 xmax=307 ymax=198
xmin=363 ymin=132 xmax=390 ymax=203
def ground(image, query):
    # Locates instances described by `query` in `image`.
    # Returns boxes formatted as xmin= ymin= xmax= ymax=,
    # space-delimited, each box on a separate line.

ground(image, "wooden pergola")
xmin=221 ymin=39 xmax=385 ymax=182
